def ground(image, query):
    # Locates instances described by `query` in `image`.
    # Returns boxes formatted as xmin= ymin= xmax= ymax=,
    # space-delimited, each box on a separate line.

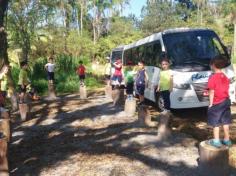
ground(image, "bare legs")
xmin=213 ymin=125 xmax=230 ymax=141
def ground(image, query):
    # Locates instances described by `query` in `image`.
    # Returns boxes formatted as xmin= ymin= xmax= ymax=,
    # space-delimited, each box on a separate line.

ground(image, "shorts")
xmin=207 ymin=98 xmax=231 ymax=127
xmin=18 ymin=85 xmax=27 ymax=93
xmin=126 ymin=82 xmax=134 ymax=95
xmin=112 ymin=75 xmax=122 ymax=83
xmin=136 ymin=84 xmax=145 ymax=96
xmin=79 ymin=75 xmax=85 ymax=80
xmin=47 ymin=72 xmax=54 ymax=81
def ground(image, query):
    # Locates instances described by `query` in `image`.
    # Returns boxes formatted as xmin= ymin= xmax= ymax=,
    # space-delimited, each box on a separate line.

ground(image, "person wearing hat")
xmin=111 ymin=58 xmax=123 ymax=87
xmin=124 ymin=60 xmax=135 ymax=100
xmin=104 ymin=56 xmax=111 ymax=85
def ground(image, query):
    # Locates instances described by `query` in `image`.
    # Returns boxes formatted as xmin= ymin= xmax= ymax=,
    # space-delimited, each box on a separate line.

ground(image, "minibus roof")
xmin=123 ymin=27 xmax=214 ymax=50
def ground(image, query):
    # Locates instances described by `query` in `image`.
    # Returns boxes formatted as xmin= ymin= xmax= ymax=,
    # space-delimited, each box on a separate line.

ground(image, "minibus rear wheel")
xmin=155 ymin=93 xmax=165 ymax=112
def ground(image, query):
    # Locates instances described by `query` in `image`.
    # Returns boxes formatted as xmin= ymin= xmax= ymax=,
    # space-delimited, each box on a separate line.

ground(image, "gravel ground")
xmin=9 ymin=92 xmax=236 ymax=176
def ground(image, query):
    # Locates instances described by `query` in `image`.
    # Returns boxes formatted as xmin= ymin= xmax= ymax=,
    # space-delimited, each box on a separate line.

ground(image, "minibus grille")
xmin=192 ymin=82 xmax=209 ymax=102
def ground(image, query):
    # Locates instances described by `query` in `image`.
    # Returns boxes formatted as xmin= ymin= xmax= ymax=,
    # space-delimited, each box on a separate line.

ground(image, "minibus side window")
xmin=138 ymin=45 xmax=145 ymax=61
xmin=124 ymin=49 xmax=132 ymax=66
xmin=145 ymin=44 xmax=153 ymax=66
xmin=153 ymin=41 xmax=162 ymax=66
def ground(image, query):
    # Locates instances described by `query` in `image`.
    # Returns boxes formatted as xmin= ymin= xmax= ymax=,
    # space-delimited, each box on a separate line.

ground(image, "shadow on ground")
xmin=9 ymin=94 xmax=236 ymax=176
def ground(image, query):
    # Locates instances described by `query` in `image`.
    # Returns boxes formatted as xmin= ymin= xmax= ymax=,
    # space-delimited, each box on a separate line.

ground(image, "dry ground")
xmin=8 ymin=90 xmax=236 ymax=176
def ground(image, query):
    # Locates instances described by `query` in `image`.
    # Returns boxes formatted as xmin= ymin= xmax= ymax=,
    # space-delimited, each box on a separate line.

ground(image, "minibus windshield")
xmin=163 ymin=30 xmax=230 ymax=71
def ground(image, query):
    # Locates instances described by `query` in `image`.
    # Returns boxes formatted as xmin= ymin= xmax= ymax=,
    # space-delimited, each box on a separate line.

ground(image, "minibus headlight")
xmin=173 ymin=83 xmax=191 ymax=90
xmin=230 ymin=77 xmax=236 ymax=84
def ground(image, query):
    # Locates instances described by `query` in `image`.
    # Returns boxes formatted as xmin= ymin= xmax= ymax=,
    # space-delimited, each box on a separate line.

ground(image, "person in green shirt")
xmin=0 ymin=65 xmax=9 ymax=107
xmin=18 ymin=61 xmax=30 ymax=103
xmin=157 ymin=57 xmax=173 ymax=112
xmin=104 ymin=57 xmax=111 ymax=85
xmin=124 ymin=61 xmax=135 ymax=100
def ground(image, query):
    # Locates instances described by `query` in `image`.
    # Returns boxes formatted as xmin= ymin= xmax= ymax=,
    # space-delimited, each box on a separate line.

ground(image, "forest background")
xmin=2 ymin=0 xmax=236 ymax=94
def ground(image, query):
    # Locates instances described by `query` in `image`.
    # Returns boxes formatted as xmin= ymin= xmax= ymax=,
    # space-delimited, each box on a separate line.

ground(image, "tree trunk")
xmin=0 ymin=0 xmax=9 ymax=68
xmin=80 ymin=1 xmax=83 ymax=36
xmin=234 ymin=23 xmax=236 ymax=58
xmin=93 ymin=1 xmax=97 ymax=44
xmin=0 ymin=1 xmax=17 ymax=111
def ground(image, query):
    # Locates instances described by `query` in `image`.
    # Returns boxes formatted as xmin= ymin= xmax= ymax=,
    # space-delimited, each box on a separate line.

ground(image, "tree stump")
xmin=0 ymin=109 xmax=9 ymax=119
xmin=157 ymin=113 xmax=171 ymax=140
xmin=124 ymin=98 xmax=136 ymax=117
xmin=19 ymin=103 xmax=29 ymax=121
xmin=229 ymin=145 xmax=236 ymax=168
xmin=0 ymin=137 xmax=8 ymax=176
xmin=199 ymin=140 xmax=229 ymax=176
xmin=138 ymin=105 xmax=152 ymax=126
xmin=80 ymin=85 xmax=87 ymax=99
xmin=0 ymin=120 xmax=10 ymax=142
xmin=10 ymin=93 xmax=18 ymax=112
xmin=47 ymin=83 xmax=57 ymax=99
xmin=111 ymin=88 xmax=124 ymax=106
xmin=105 ymin=85 xmax=112 ymax=98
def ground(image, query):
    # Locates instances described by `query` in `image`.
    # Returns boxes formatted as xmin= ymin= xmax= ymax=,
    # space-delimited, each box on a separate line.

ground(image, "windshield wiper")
xmin=182 ymin=60 xmax=209 ymax=67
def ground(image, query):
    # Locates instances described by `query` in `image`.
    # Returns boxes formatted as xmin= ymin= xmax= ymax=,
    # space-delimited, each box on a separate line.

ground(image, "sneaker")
xmin=207 ymin=139 xmax=222 ymax=148
xmin=222 ymin=140 xmax=233 ymax=147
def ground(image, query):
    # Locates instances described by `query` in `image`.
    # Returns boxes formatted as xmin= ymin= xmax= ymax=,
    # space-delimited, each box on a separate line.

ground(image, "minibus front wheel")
xmin=155 ymin=93 xmax=165 ymax=112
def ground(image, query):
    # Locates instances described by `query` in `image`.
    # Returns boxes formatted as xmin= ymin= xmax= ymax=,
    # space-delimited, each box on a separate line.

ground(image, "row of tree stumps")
xmin=105 ymin=84 xmax=236 ymax=176
xmin=18 ymin=82 xmax=87 ymax=123
xmin=0 ymin=110 xmax=11 ymax=176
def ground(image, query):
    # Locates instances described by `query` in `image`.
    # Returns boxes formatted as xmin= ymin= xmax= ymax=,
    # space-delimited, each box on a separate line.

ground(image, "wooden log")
xmin=0 ymin=120 xmax=10 ymax=142
xmin=10 ymin=93 xmax=18 ymax=111
xmin=199 ymin=140 xmax=230 ymax=176
xmin=0 ymin=137 xmax=8 ymax=176
xmin=229 ymin=145 xmax=236 ymax=168
xmin=111 ymin=88 xmax=124 ymax=106
xmin=124 ymin=98 xmax=136 ymax=117
xmin=157 ymin=113 xmax=171 ymax=140
xmin=138 ymin=105 xmax=152 ymax=126
xmin=105 ymin=85 xmax=112 ymax=98
xmin=47 ymin=83 xmax=56 ymax=99
xmin=19 ymin=103 xmax=29 ymax=121
xmin=80 ymin=85 xmax=87 ymax=99
xmin=0 ymin=109 xmax=9 ymax=119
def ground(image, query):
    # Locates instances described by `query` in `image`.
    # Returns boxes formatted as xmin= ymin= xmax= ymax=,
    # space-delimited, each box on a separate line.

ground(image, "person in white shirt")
xmin=45 ymin=56 xmax=55 ymax=84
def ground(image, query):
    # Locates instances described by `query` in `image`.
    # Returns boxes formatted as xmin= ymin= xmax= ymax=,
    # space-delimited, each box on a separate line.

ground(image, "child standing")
xmin=157 ymin=58 xmax=173 ymax=113
xmin=0 ymin=65 xmax=9 ymax=107
xmin=124 ymin=61 xmax=135 ymax=100
xmin=18 ymin=61 xmax=30 ymax=103
xmin=207 ymin=55 xmax=232 ymax=148
xmin=135 ymin=61 xmax=148 ymax=104
xmin=45 ymin=56 xmax=55 ymax=84
xmin=76 ymin=61 xmax=86 ymax=86
xmin=112 ymin=58 xmax=123 ymax=87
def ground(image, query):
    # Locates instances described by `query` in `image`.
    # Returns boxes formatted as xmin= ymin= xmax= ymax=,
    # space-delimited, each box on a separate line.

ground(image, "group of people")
xmin=106 ymin=54 xmax=233 ymax=148
xmin=0 ymin=53 xmax=233 ymax=148
xmin=107 ymin=56 xmax=172 ymax=111
xmin=0 ymin=56 xmax=87 ymax=107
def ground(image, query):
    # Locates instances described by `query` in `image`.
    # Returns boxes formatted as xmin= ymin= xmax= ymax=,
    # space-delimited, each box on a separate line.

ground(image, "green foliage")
xmin=4 ymin=0 xmax=236 ymax=95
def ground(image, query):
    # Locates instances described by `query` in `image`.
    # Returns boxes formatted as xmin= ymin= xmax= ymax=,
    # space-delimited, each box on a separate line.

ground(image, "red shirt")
xmin=207 ymin=72 xmax=229 ymax=105
xmin=114 ymin=62 xmax=122 ymax=76
xmin=76 ymin=65 xmax=85 ymax=75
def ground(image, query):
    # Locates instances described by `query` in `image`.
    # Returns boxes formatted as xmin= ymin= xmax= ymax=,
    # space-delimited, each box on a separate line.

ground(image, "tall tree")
xmin=0 ymin=0 xmax=9 ymax=67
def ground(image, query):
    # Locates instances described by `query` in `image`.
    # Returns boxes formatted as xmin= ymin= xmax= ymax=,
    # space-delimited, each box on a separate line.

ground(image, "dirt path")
xmin=9 ymin=91 xmax=236 ymax=176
